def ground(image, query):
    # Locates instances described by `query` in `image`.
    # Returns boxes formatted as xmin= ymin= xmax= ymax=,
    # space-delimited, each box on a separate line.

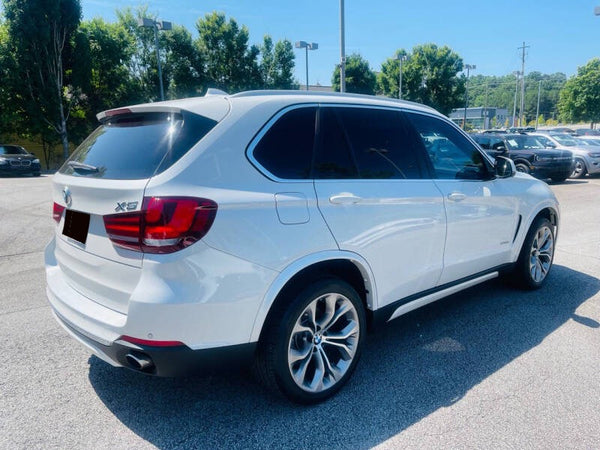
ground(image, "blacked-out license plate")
xmin=62 ymin=210 xmax=90 ymax=245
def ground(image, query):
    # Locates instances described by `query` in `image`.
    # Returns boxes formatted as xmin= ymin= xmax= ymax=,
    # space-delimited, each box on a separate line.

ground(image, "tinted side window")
xmin=314 ymin=107 xmax=423 ymax=179
xmin=408 ymin=113 xmax=490 ymax=180
xmin=253 ymin=107 xmax=316 ymax=179
xmin=313 ymin=107 xmax=358 ymax=179
xmin=339 ymin=107 xmax=422 ymax=179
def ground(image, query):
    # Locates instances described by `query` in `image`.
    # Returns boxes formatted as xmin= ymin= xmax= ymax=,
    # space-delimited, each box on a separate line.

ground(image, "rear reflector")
xmin=53 ymin=202 xmax=66 ymax=223
xmin=103 ymin=196 xmax=217 ymax=254
xmin=120 ymin=335 xmax=184 ymax=347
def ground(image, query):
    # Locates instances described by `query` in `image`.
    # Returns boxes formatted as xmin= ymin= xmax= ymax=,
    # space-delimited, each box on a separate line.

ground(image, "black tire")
xmin=550 ymin=176 xmax=567 ymax=183
xmin=570 ymin=158 xmax=587 ymax=179
xmin=33 ymin=172 xmax=41 ymax=177
xmin=515 ymin=163 xmax=530 ymax=174
xmin=513 ymin=217 xmax=555 ymax=290
xmin=254 ymin=278 xmax=366 ymax=404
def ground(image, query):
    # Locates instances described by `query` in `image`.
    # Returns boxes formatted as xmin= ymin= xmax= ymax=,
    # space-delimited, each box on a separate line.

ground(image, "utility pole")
xmin=512 ymin=71 xmax=520 ymax=127
xmin=518 ymin=42 xmax=530 ymax=126
xmin=535 ymin=80 xmax=542 ymax=129
xmin=339 ymin=0 xmax=346 ymax=92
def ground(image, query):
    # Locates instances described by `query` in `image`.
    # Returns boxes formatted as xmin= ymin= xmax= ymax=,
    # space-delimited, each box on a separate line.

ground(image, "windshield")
xmin=0 ymin=145 xmax=28 ymax=155
xmin=504 ymin=135 xmax=545 ymax=150
xmin=550 ymin=133 xmax=579 ymax=146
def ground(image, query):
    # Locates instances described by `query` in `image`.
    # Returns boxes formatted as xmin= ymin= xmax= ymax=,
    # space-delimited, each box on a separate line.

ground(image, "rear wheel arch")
xmin=251 ymin=255 xmax=376 ymax=343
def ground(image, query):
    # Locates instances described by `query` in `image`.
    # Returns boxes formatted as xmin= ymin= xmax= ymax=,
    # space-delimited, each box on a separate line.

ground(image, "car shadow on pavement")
xmin=88 ymin=264 xmax=598 ymax=449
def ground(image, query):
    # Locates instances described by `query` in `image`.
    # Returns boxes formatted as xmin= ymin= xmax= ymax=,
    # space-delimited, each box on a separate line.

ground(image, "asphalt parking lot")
xmin=1 ymin=174 xmax=599 ymax=449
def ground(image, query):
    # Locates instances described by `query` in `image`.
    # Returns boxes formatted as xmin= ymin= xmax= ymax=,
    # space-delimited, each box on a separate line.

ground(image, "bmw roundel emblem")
xmin=62 ymin=187 xmax=72 ymax=207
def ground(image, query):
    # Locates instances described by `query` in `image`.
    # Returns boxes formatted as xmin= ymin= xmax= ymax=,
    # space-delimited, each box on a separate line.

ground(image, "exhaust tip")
xmin=126 ymin=352 xmax=154 ymax=372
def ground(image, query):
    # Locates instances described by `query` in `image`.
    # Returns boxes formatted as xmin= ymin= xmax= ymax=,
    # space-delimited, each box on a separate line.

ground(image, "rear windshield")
xmin=60 ymin=111 xmax=217 ymax=179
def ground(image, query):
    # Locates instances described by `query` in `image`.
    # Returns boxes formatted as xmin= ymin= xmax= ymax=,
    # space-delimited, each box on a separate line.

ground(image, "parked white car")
xmin=46 ymin=91 xmax=559 ymax=403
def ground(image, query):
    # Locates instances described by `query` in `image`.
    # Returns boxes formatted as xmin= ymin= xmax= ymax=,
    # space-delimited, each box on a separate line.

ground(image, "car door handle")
xmin=329 ymin=193 xmax=362 ymax=204
xmin=447 ymin=192 xmax=466 ymax=202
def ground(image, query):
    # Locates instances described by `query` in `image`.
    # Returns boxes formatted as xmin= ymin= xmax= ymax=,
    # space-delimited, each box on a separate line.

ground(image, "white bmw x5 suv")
xmin=46 ymin=90 xmax=559 ymax=403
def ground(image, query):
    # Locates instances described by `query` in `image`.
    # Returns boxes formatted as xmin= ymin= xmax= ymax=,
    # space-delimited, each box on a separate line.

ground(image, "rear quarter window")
xmin=251 ymin=106 xmax=316 ymax=180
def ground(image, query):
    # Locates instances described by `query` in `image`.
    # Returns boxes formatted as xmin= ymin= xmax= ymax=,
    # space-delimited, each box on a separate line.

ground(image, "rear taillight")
xmin=103 ymin=197 xmax=217 ymax=254
xmin=53 ymin=202 xmax=66 ymax=223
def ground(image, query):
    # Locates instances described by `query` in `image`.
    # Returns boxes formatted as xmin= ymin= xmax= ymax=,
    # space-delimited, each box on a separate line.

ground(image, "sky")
xmin=80 ymin=0 xmax=600 ymax=87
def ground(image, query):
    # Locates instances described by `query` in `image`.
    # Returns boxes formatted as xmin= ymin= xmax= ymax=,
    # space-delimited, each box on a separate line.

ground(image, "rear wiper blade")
xmin=68 ymin=161 xmax=100 ymax=173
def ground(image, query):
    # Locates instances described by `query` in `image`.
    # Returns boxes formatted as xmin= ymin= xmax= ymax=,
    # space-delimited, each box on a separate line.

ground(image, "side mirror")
xmin=495 ymin=155 xmax=516 ymax=178
xmin=546 ymin=142 xmax=556 ymax=148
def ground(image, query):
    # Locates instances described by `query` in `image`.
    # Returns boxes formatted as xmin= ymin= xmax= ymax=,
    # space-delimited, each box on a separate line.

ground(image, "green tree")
xmin=403 ymin=44 xmax=465 ymax=115
xmin=332 ymin=53 xmax=376 ymax=95
xmin=196 ymin=12 xmax=261 ymax=92
xmin=558 ymin=58 xmax=600 ymax=127
xmin=260 ymin=35 xmax=296 ymax=89
xmin=68 ymin=18 xmax=139 ymax=141
xmin=3 ymin=0 xmax=82 ymax=161
xmin=0 ymin=19 xmax=17 ymax=140
xmin=466 ymin=72 xmax=566 ymax=125
xmin=164 ymin=25 xmax=205 ymax=98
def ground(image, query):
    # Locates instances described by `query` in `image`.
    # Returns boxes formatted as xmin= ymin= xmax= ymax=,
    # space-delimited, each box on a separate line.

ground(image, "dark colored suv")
xmin=471 ymin=133 xmax=573 ymax=182
xmin=0 ymin=145 xmax=41 ymax=176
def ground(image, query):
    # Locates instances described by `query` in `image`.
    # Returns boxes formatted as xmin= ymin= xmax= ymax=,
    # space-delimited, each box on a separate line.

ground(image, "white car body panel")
xmin=433 ymin=178 xmax=519 ymax=284
xmin=314 ymin=179 xmax=446 ymax=307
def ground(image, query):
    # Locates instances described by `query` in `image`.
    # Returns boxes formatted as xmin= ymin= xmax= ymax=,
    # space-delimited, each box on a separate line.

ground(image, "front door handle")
xmin=329 ymin=193 xmax=362 ymax=204
xmin=447 ymin=192 xmax=466 ymax=202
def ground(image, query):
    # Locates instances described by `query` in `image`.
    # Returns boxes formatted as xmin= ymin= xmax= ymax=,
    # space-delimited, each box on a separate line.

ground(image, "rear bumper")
xmin=54 ymin=309 xmax=256 ymax=376
xmin=45 ymin=236 xmax=278 ymax=374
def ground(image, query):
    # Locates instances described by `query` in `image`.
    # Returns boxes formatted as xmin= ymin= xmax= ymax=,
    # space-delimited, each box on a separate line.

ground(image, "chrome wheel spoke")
xmin=308 ymin=351 xmax=326 ymax=391
xmin=292 ymin=352 xmax=313 ymax=387
xmin=289 ymin=343 xmax=313 ymax=365
xmin=317 ymin=294 xmax=338 ymax=330
xmin=323 ymin=320 xmax=358 ymax=341
xmin=322 ymin=302 xmax=352 ymax=333
xmin=322 ymin=337 xmax=355 ymax=359
xmin=318 ymin=347 xmax=343 ymax=382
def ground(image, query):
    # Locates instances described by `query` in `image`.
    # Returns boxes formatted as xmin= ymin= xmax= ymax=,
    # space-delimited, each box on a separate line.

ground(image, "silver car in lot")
xmin=529 ymin=132 xmax=600 ymax=179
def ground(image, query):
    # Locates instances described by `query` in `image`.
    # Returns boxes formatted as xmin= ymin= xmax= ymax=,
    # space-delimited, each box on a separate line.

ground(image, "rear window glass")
xmin=60 ymin=111 xmax=217 ymax=179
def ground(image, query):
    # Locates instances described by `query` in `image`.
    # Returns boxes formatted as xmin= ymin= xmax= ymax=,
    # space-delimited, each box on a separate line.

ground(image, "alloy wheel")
xmin=529 ymin=225 xmax=554 ymax=283
xmin=287 ymin=293 xmax=360 ymax=393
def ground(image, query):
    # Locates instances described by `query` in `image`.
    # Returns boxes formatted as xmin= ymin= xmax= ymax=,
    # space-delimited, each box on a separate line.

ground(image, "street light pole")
xmin=153 ymin=25 xmax=164 ymax=101
xmin=339 ymin=0 xmax=346 ymax=92
xmin=138 ymin=17 xmax=172 ymax=101
xmin=397 ymin=55 xmax=406 ymax=99
xmin=535 ymin=80 xmax=542 ymax=129
xmin=462 ymin=64 xmax=476 ymax=130
xmin=295 ymin=41 xmax=318 ymax=91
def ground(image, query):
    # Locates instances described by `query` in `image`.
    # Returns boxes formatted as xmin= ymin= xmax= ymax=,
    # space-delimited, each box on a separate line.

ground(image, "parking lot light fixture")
xmin=295 ymin=41 xmax=318 ymax=91
xmin=138 ymin=17 xmax=172 ymax=101
xmin=595 ymin=6 xmax=600 ymax=15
